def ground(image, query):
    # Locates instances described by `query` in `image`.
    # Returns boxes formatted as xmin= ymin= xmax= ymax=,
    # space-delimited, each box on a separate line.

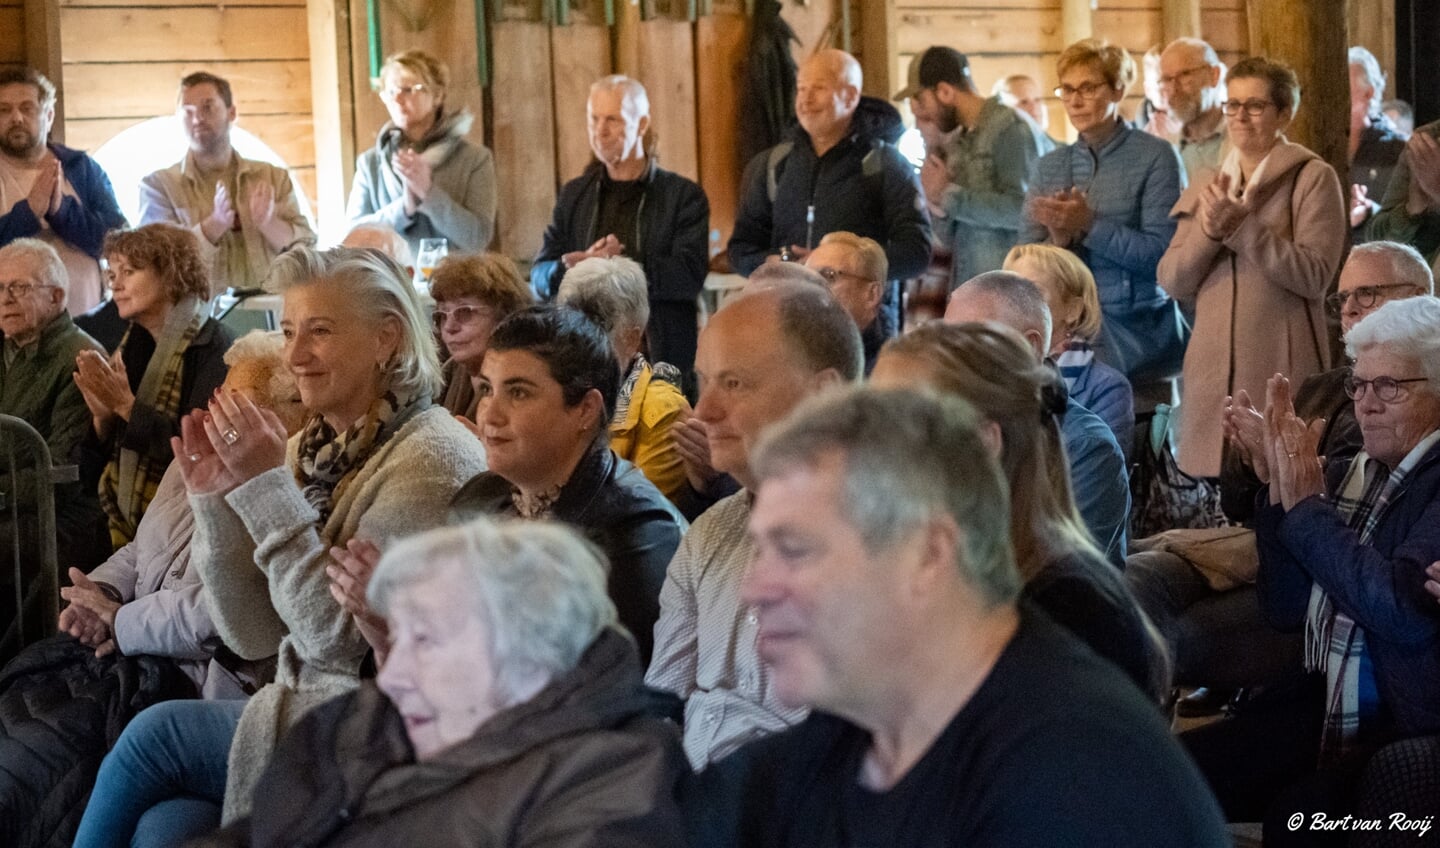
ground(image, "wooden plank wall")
xmin=893 ymin=0 xmax=1248 ymax=142
xmin=0 ymin=0 xmax=25 ymax=71
xmin=55 ymin=0 xmax=318 ymax=209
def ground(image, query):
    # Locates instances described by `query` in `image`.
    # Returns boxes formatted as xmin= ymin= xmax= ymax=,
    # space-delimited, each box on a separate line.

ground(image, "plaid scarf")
xmin=294 ymin=387 xmax=427 ymax=524
xmin=1305 ymin=430 xmax=1440 ymax=762
xmin=99 ymin=297 xmax=208 ymax=547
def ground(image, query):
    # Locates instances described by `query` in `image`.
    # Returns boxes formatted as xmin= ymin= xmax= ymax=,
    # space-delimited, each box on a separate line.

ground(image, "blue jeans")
xmin=73 ymin=699 xmax=245 ymax=848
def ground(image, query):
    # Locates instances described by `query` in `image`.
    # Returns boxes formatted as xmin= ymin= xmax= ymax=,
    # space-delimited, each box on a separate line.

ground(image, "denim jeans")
xmin=73 ymin=699 xmax=245 ymax=848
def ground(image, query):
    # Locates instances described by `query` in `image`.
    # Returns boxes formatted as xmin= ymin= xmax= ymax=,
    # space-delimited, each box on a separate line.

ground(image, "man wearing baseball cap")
xmin=898 ymin=46 xmax=1048 ymax=290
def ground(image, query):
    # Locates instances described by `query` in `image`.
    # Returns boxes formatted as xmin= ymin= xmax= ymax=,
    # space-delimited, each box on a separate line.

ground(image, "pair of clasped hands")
xmin=199 ymin=181 xmax=283 ymax=246
xmin=1222 ymin=372 xmax=1326 ymax=512
xmin=1026 ymin=188 xmax=1095 ymax=248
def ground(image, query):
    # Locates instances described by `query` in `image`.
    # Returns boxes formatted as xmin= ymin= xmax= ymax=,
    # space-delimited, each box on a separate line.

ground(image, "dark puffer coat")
xmin=203 ymin=628 xmax=688 ymax=848
xmin=0 ymin=635 xmax=192 ymax=848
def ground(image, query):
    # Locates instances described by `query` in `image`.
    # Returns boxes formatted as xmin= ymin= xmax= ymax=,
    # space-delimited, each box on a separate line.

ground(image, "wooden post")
xmin=1161 ymin=0 xmax=1202 ymax=45
xmin=858 ymin=0 xmax=897 ymax=100
xmin=23 ymin=0 xmax=63 ymax=141
xmin=1348 ymin=0 xmax=1396 ymax=98
xmin=1060 ymin=0 xmax=1093 ymax=48
xmin=308 ymin=0 xmax=357 ymax=243
xmin=1246 ymin=0 xmax=1348 ymax=177
xmin=614 ymin=0 xmax=641 ymax=77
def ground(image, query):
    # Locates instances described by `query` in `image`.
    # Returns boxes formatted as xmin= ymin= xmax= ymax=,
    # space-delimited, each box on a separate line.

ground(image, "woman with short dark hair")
xmin=450 ymin=305 xmax=686 ymax=664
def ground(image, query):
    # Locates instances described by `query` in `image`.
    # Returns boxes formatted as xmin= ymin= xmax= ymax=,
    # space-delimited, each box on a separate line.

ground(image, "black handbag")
xmin=1130 ymin=404 xmax=1230 ymax=539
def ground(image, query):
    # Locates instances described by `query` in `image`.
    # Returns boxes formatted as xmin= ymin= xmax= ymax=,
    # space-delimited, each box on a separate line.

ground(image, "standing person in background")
xmin=1383 ymin=99 xmax=1414 ymax=140
xmin=1347 ymin=47 xmax=1407 ymax=235
xmin=139 ymin=72 xmax=314 ymax=295
xmin=994 ymin=74 xmax=1061 ymax=152
xmin=1158 ymin=56 xmax=1346 ymax=479
xmin=728 ymin=49 xmax=931 ymax=338
xmin=1158 ymin=38 xmax=1228 ymax=183
xmin=1021 ymin=38 xmax=1186 ymax=409
xmin=0 ymin=68 xmax=125 ymax=316
xmin=896 ymin=47 xmax=1046 ymax=290
xmin=532 ymin=75 xmax=709 ymax=386
xmin=348 ymin=50 xmax=497 ymax=256
xmin=1139 ymin=46 xmax=1183 ymax=145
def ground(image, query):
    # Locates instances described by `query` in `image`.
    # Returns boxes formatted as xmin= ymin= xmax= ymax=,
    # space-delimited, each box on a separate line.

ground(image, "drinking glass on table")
xmin=414 ymin=238 xmax=449 ymax=292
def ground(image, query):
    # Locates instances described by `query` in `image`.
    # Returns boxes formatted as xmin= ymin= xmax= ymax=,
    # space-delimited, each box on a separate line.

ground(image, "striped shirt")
xmin=645 ymin=491 xmax=809 ymax=769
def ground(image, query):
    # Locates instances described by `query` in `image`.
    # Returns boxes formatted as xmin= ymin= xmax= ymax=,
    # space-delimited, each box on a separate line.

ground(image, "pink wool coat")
xmin=1158 ymin=138 xmax=1346 ymax=477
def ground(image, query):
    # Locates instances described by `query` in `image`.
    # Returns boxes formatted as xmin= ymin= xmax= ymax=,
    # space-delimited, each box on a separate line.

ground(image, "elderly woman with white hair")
xmin=72 ymin=247 xmax=487 ymax=848
xmin=193 ymin=518 xmax=687 ymax=847
xmin=1182 ymin=295 xmax=1440 ymax=842
xmin=557 ymin=256 xmax=690 ymax=502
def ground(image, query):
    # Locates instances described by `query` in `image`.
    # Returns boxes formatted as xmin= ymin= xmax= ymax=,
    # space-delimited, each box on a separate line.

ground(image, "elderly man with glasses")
xmin=1157 ymin=38 xmax=1228 ymax=182
xmin=804 ymin=231 xmax=887 ymax=374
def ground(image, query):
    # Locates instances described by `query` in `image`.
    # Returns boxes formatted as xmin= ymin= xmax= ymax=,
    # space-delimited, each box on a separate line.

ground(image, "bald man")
xmin=728 ymin=49 xmax=931 ymax=337
xmin=1158 ymin=38 xmax=1226 ymax=182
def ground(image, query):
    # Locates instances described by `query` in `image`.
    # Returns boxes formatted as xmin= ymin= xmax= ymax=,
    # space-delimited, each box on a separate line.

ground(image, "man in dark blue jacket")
xmin=531 ymin=75 xmax=709 ymax=385
xmin=728 ymin=49 xmax=932 ymax=336
xmin=0 ymin=68 xmax=126 ymax=316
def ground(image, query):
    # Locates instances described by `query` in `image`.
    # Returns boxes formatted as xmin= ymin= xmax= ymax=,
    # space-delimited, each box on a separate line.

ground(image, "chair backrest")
xmin=0 ymin=414 xmax=61 ymax=663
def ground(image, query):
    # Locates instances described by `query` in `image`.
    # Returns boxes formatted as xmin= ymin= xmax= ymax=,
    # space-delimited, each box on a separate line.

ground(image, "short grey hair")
xmin=369 ymin=518 xmax=618 ymax=704
xmin=1349 ymin=46 xmax=1386 ymax=118
xmin=556 ymin=256 xmax=650 ymax=335
xmin=341 ymin=223 xmax=414 ymax=268
xmin=1346 ymin=296 xmax=1440 ymax=390
xmin=590 ymin=74 xmax=650 ymax=119
xmin=223 ymin=330 xmax=298 ymax=411
xmin=0 ymin=238 xmax=68 ymax=294
xmin=738 ymin=276 xmax=863 ymax=381
xmin=1349 ymin=241 xmax=1434 ymax=295
xmin=265 ymin=246 xmax=442 ymax=399
xmin=1164 ymin=36 xmax=1221 ymax=69
xmin=953 ymin=270 xmax=1053 ymax=351
xmin=752 ymin=387 xmax=1021 ymax=607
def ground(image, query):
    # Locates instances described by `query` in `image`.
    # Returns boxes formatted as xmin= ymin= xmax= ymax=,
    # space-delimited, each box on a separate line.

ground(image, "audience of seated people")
xmin=71 ymin=246 xmax=486 ymax=846
xmin=871 ymin=321 xmax=1166 ymax=701
xmin=0 ymin=331 xmax=302 ymax=848
xmin=944 ymin=271 xmax=1131 ymax=564
xmin=1183 ymin=295 xmax=1440 ymax=846
xmin=447 ymin=305 xmax=685 ymax=664
xmin=1 ymin=30 xmax=1438 ymax=845
xmin=556 ymin=256 xmax=692 ymax=502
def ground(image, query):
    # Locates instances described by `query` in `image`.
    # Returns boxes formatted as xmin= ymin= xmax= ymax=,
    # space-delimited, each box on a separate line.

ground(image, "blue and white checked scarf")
xmin=1305 ymin=431 xmax=1440 ymax=762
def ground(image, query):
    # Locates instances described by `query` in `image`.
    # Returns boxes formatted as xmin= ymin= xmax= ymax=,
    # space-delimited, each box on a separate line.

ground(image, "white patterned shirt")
xmin=645 ymin=491 xmax=809 ymax=769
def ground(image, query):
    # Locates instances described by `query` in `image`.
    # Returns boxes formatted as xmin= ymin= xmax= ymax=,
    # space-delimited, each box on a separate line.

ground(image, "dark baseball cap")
xmin=893 ymin=47 xmax=972 ymax=101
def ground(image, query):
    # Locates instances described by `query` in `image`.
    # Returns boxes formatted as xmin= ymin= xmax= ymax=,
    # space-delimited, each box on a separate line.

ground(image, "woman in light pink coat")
xmin=1159 ymin=56 xmax=1346 ymax=478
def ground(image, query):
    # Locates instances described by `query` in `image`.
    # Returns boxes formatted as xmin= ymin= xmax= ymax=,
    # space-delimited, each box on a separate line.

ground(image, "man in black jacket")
xmin=727 ymin=49 xmax=932 ymax=334
xmin=531 ymin=75 xmax=709 ymax=384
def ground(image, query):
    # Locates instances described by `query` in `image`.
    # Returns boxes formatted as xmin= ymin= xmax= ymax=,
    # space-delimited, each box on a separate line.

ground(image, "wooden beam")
xmin=614 ymin=0 xmax=640 ymax=78
xmin=858 ymin=0 xmax=897 ymax=100
xmin=1246 ymin=0 xmax=1347 ymax=176
xmin=1061 ymin=0 xmax=1093 ymax=48
xmin=308 ymin=0 xmax=356 ymax=244
xmin=23 ymin=0 xmax=63 ymax=141
xmin=1161 ymin=0 xmax=1202 ymax=44
xmin=1347 ymin=0 xmax=1395 ymax=100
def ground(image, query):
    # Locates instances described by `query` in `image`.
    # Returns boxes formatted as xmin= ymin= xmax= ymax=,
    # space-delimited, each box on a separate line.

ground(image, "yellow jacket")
xmin=610 ymin=360 xmax=690 ymax=504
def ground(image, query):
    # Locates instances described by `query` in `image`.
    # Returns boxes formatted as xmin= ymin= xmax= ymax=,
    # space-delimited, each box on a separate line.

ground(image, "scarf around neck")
xmin=295 ymin=386 xmax=429 ymax=523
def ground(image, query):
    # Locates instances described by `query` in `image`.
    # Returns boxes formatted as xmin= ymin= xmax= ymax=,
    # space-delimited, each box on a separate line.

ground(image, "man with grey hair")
xmin=1158 ymin=38 xmax=1227 ymax=182
xmin=532 ymin=75 xmax=709 ymax=386
xmin=0 ymin=239 xmax=109 ymax=649
xmin=647 ymin=284 xmax=861 ymax=769
xmin=685 ymin=387 xmax=1228 ymax=847
xmin=0 ymin=67 xmax=126 ymax=316
xmin=946 ymin=271 xmax=1130 ymax=564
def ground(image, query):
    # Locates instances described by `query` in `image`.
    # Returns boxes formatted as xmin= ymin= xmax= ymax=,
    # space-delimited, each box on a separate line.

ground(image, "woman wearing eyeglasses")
xmin=1019 ymin=38 xmax=1185 ymax=411
xmin=346 ymin=50 xmax=497 ymax=254
xmin=1183 ymin=295 xmax=1440 ymax=842
xmin=428 ymin=252 xmax=533 ymax=419
xmin=1158 ymin=56 xmax=1347 ymax=479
